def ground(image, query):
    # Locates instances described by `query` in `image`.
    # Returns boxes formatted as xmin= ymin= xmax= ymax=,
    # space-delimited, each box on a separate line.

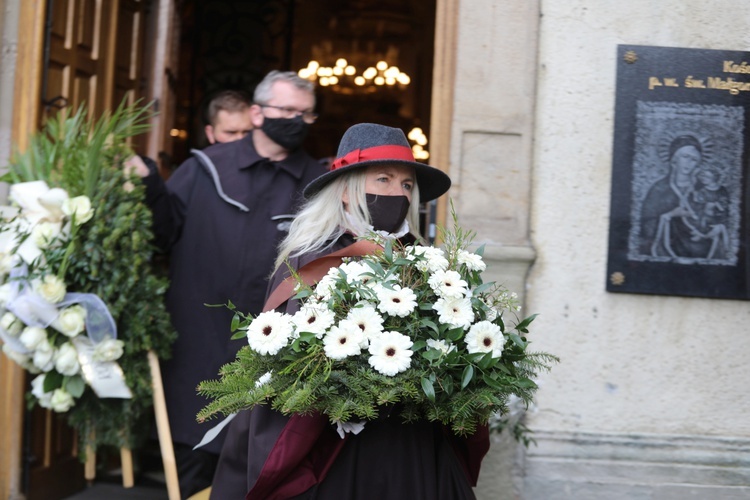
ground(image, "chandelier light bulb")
xmin=345 ymin=65 xmax=356 ymax=75
xmin=374 ymin=76 xmax=385 ymax=85
xmin=376 ymin=60 xmax=388 ymax=71
xmin=363 ymin=67 xmax=377 ymax=79
xmin=397 ymin=73 xmax=411 ymax=85
xmin=319 ymin=76 xmax=330 ymax=86
xmin=336 ymin=58 xmax=348 ymax=68
xmin=329 ymin=76 xmax=339 ymax=85
xmin=385 ymin=77 xmax=396 ymax=85
xmin=333 ymin=66 xmax=343 ymax=76
xmin=298 ymin=68 xmax=310 ymax=79
xmin=354 ymin=76 xmax=366 ymax=86
xmin=308 ymin=60 xmax=320 ymax=70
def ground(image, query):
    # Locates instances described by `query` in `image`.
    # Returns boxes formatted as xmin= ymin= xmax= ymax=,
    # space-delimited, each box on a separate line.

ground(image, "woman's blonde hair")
xmin=274 ymin=167 xmax=423 ymax=271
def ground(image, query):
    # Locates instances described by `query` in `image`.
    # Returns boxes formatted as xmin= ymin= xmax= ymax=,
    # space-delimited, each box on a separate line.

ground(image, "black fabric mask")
xmin=366 ymin=194 xmax=410 ymax=233
xmin=261 ymin=115 xmax=310 ymax=150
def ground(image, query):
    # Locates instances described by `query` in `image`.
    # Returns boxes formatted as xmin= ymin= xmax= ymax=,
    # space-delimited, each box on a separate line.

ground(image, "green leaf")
xmin=230 ymin=313 xmax=241 ymax=332
xmin=508 ymin=333 xmax=527 ymax=348
xmin=460 ymin=365 xmax=474 ymax=389
xmin=43 ymin=371 xmax=64 ymax=392
xmin=446 ymin=328 xmax=464 ymax=341
xmin=230 ymin=330 xmax=247 ymax=341
xmin=421 ymin=377 xmax=436 ymax=402
xmin=515 ymin=313 xmax=538 ymax=333
xmin=65 ymin=375 xmax=86 ymax=398
xmin=421 ymin=349 xmax=442 ymax=361
xmin=482 ymin=373 xmax=506 ymax=390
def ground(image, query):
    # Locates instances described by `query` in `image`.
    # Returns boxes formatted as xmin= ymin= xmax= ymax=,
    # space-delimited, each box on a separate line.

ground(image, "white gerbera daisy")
xmin=408 ymin=245 xmax=449 ymax=273
xmin=457 ymin=249 xmax=487 ymax=272
xmin=346 ymin=303 xmax=384 ymax=346
xmin=465 ymin=320 xmax=504 ymax=357
xmin=426 ymin=338 xmax=456 ymax=355
xmin=323 ymin=321 xmax=364 ymax=360
xmin=339 ymin=260 xmax=372 ymax=285
xmin=246 ymin=311 xmax=293 ymax=355
xmin=375 ymin=285 xmax=417 ymax=318
xmin=428 ymin=269 xmax=468 ymax=298
xmin=432 ymin=296 xmax=474 ymax=329
xmin=368 ymin=331 xmax=413 ymax=376
xmin=292 ymin=303 xmax=336 ymax=338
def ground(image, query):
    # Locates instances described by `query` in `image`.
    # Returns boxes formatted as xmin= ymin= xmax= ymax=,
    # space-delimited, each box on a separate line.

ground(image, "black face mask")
xmin=366 ymin=194 xmax=410 ymax=233
xmin=261 ymin=115 xmax=310 ymax=151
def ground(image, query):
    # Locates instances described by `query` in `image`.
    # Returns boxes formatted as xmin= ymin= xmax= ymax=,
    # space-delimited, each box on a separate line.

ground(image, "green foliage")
xmin=1 ymin=100 xmax=175 ymax=454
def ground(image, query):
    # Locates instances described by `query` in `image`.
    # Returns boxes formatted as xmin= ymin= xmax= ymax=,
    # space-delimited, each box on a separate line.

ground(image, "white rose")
xmin=51 ymin=305 xmax=86 ymax=337
xmin=30 ymin=221 xmax=62 ymax=249
xmin=0 ymin=283 xmax=15 ymax=306
xmin=2 ymin=343 xmax=32 ymax=368
xmin=61 ymin=196 xmax=94 ymax=225
xmin=54 ymin=342 xmax=80 ymax=376
xmin=50 ymin=388 xmax=75 ymax=412
xmin=31 ymin=374 xmax=53 ymax=409
xmin=33 ymin=274 xmax=67 ymax=303
xmin=19 ymin=326 xmax=47 ymax=350
xmin=0 ymin=312 xmax=23 ymax=336
xmin=92 ymin=338 xmax=125 ymax=362
xmin=32 ymin=338 xmax=56 ymax=372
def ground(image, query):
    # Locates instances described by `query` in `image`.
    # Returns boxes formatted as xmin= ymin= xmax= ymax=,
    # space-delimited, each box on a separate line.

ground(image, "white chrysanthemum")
xmin=457 ymin=249 xmax=487 ymax=272
xmin=465 ymin=320 xmax=504 ymax=357
xmin=323 ymin=321 xmax=364 ymax=360
xmin=368 ymin=331 xmax=413 ymax=376
xmin=428 ymin=269 xmax=468 ymax=298
xmin=375 ymin=284 xmax=417 ymax=318
xmin=292 ymin=303 xmax=336 ymax=338
xmin=246 ymin=311 xmax=293 ymax=355
xmin=426 ymin=338 xmax=456 ymax=355
xmin=54 ymin=342 xmax=80 ymax=376
xmin=409 ymin=245 xmax=449 ymax=273
xmin=432 ymin=296 xmax=474 ymax=329
xmin=346 ymin=303 xmax=384 ymax=346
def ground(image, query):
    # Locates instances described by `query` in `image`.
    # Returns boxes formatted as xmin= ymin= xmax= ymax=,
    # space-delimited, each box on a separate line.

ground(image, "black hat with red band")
xmin=303 ymin=123 xmax=452 ymax=202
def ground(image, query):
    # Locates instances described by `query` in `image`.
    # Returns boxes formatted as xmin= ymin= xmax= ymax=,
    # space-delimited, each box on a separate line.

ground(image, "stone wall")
xmin=448 ymin=0 xmax=750 ymax=498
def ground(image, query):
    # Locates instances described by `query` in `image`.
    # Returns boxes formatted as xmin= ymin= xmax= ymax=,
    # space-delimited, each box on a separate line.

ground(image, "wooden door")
xmin=22 ymin=1 xmax=150 ymax=499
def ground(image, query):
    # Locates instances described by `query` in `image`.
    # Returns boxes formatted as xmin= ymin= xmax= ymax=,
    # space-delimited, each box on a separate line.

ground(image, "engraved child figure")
xmin=686 ymin=166 xmax=729 ymax=259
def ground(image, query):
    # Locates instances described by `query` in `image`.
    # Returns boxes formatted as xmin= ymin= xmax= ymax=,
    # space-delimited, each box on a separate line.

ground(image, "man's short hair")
xmin=206 ymin=90 xmax=252 ymax=126
xmin=253 ymin=70 xmax=316 ymax=105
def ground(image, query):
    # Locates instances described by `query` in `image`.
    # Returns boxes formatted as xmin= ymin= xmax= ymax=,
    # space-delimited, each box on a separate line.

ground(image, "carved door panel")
xmin=24 ymin=1 xmax=149 ymax=499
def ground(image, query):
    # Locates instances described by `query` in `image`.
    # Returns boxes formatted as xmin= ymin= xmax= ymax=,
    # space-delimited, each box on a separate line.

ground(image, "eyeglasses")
xmin=258 ymin=104 xmax=319 ymax=124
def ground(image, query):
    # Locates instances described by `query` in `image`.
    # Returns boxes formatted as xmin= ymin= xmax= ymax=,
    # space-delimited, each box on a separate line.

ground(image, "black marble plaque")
xmin=607 ymin=45 xmax=750 ymax=299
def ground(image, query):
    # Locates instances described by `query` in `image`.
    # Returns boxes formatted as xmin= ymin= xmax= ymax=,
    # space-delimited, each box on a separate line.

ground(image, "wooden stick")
xmin=148 ymin=350 xmax=180 ymax=500
xmin=120 ymin=447 xmax=134 ymax=488
xmin=84 ymin=441 xmax=95 ymax=483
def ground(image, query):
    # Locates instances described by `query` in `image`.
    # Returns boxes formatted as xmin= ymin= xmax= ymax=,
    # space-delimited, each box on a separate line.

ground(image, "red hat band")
xmin=331 ymin=145 xmax=415 ymax=171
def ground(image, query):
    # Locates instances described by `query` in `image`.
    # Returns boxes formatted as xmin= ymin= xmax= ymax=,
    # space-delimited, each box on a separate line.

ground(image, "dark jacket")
xmin=142 ymin=134 xmax=327 ymax=453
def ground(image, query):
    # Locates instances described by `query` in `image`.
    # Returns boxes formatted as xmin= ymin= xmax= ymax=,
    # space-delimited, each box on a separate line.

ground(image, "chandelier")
xmin=298 ymin=57 xmax=411 ymax=94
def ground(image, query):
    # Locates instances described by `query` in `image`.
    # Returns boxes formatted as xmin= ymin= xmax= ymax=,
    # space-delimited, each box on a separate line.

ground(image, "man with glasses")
xmin=131 ymin=70 xmax=327 ymax=498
